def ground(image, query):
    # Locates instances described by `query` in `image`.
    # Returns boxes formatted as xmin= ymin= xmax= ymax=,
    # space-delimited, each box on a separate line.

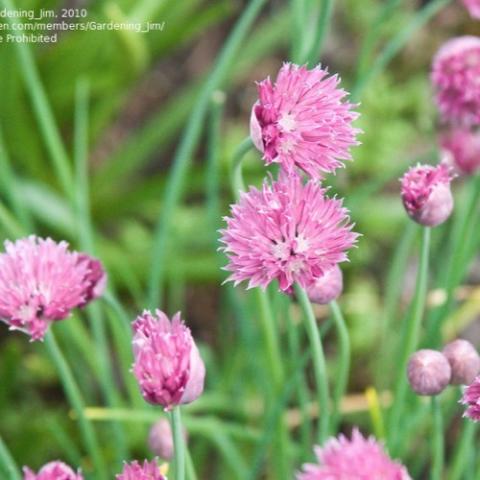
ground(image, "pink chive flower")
xmin=220 ymin=175 xmax=358 ymax=292
xmin=296 ymin=429 xmax=411 ymax=480
xmin=461 ymin=376 xmax=480 ymax=421
xmin=462 ymin=0 xmax=480 ymax=18
xmin=250 ymin=63 xmax=360 ymax=179
xmin=0 ymin=236 xmax=106 ymax=341
xmin=132 ymin=310 xmax=205 ymax=410
xmin=400 ymin=163 xmax=454 ymax=227
xmin=441 ymin=128 xmax=480 ymax=175
xmin=23 ymin=461 xmax=83 ymax=480
xmin=116 ymin=459 xmax=166 ymax=480
xmin=431 ymin=36 xmax=480 ymax=126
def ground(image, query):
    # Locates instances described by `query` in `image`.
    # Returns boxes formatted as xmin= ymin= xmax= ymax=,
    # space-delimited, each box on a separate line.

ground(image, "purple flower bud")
xmin=400 ymin=164 xmax=454 ymax=227
xmin=442 ymin=339 xmax=480 ymax=385
xmin=132 ymin=310 xmax=206 ymax=410
xmin=407 ymin=349 xmax=451 ymax=396
xmin=306 ymin=265 xmax=343 ymax=305
xmin=23 ymin=462 xmax=83 ymax=480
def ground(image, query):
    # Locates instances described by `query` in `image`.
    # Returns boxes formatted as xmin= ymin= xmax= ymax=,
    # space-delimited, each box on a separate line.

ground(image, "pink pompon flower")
xmin=431 ymin=36 xmax=480 ymax=126
xmin=462 ymin=0 xmax=480 ymax=18
xmin=0 ymin=236 xmax=106 ymax=341
xmin=296 ymin=429 xmax=411 ymax=480
xmin=441 ymin=128 xmax=480 ymax=175
xmin=23 ymin=461 xmax=83 ymax=480
xmin=220 ymin=174 xmax=358 ymax=292
xmin=132 ymin=310 xmax=205 ymax=410
xmin=116 ymin=459 xmax=166 ymax=480
xmin=400 ymin=163 xmax=454 ymax=227
xmin=461 ymin=376 xmax=480 ymax=421
xmin=250 ymin=62 xmax=360 ymax=179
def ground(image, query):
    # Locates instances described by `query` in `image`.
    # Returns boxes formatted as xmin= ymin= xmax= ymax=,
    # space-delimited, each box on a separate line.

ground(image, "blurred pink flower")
xmin=132 ymin=310 xmax=205 ymax=409
xmin=116 ymin=459 xmax=165 ymax=480
xmin=0 ymin=236 xmax=106 ymax=341
xmin=443 ymin=339 xmax=480 ymax=385
xmin=462 ymin=0 xmax=480 ymax=18
xmin=250 ymin=63 xmax=360 ymax=179
xmin=23 ymin=461 xmax=83 ymax=480
xmin=400 ymin=163 xmax=454 ymax=227
xmin=440 ymin=128 xmax=480 ymax=175
xmin=220 ymin=174 xmax=358 ymax=292
xmin=431 ymin=36 xmax=480 ymax=126
xmin=461 ymin=376 xmax=480 ymax=421
xmin=296 ymin=429 xmax=411 ymax=480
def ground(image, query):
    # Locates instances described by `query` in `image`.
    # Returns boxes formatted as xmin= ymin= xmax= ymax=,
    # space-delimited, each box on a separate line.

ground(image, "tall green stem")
xmin=449 ymin=419 xmax=476 ymax=480
xmin=431 ymin=396 xmax=444 ymax=480
xmin=388 ymin=227 xmax=430 ymax=450
xmin=147 ymin=0 xmax=266 ymax=309
xmin=2 ymin=0 xmax=74 ymax=201
xmin=172 ymin=407 xmax=186 ymax=480
xmin=330 ymin=300 xmax=350 ymax=432
xmin=0 ymin=435 xmax=20 ymax=480
xmin=306 ymin=0 xmax=334 ymax=65
xmin=44 ymin=331 xmax=107 ymax=480
xmin=294 ymin=284 xmax=330 ymax=442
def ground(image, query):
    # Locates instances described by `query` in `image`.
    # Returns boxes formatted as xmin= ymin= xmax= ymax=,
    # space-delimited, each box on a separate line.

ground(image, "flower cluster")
xmin=222 ymin=63 xmax=360 ymax=297
xmin=296 ymin=429 xmax=411 ymax=479
xmin=0 ymin=236 xmax=106 ymax=341
xmin=408 ymin=340 xmax=480 ymax=397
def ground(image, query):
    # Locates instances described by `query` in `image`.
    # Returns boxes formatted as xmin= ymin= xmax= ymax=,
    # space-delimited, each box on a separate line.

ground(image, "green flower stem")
xmin=0 ymin=126 xmax=33 ymax=231
xmin=290 ymin=0 xmax=307 ymax=62
xmin=0 ymin=435 xmax=20 ymax=480
xmin=330 ymin=300 xmax=350 ymax=432
xmin=44 ymin=331 xmax=107 ymax=480
xmin=354 ymin=0 xmax=401 ymax=79
xmin=255 ymin=288 xmax=285 ymax=388
xmin=147 ymin=0 xmax=266 ymax=309
xmin=388 ymin=227 xmax=431 ymax=450
xmin=285 ymin=302 xmax=312 ymax=455
xmin=186 ymin=449 xmax=198 ymax=480
xmin=449 ymin=418 xmax=476 ymax=480
xmin=376 ymin=222 xmax=416 ymax=385
xmin=306 ymin=0 xmax=334 ymax=65
xmin=294 ymin=283 xmax=330 ymax=442
xmin=431 ymin=396 xmax=444 ymax=480
xmin=351 ymin=0 xmax=452 ymax=101
xmin=171 ymin=407 xmax=186 ymax=480
xmin=2 ymin=0 xmax=74 ymax=201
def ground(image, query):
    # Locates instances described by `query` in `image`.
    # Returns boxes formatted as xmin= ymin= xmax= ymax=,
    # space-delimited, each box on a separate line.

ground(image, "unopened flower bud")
xmin=440 ymin=128 xmax=480 ymax=176
xmin=442 ymin=339 xmax=480 ymax=385
xmin=148 ymin=418 xmax=188 ymax=460
xmin=407 ymin=349 xmax=451 ymax=396
xmin=306 ymin=265 xmax=343 ymax=305
xmin=400 ymin=164 xmax=454 ymax=227
xmin=132 ymin=310 xmax=206 ymax=410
